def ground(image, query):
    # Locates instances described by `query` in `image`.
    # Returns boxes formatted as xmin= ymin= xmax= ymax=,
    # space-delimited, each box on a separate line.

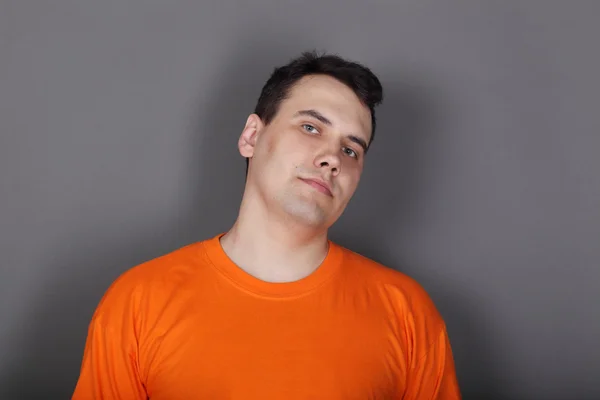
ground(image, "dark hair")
xmin=246 ymin=51 xmax=383 ymax=172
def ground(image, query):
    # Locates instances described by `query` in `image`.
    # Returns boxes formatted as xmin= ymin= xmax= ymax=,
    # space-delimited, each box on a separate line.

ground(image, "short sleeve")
xmin=72 ymin=274 xmax=148 ymax=400
xmin=403 ymin=324 xmax=462 ymax=399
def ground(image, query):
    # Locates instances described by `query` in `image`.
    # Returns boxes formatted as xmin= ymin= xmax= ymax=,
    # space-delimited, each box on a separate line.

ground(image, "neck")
xmin=220 ymin=189 xmax=329 ymax=283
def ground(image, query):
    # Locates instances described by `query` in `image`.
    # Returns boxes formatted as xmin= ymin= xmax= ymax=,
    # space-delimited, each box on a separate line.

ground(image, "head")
xmin=238 ymin=51 xmax=383 ymax=229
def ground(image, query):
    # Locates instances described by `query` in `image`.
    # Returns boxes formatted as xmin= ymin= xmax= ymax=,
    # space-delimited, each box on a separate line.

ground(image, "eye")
xmin=343 ymin=147 xmax=358 ymax=159
xmin=302 ymin=124 xmax=319 ymax=134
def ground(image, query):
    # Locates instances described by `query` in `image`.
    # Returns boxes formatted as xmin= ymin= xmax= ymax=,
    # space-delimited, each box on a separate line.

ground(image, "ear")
xmin=238 ymin=114 xmax=263 ymax=158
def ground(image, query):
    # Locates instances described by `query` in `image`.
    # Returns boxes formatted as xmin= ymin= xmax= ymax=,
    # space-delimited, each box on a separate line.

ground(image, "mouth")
xmin=299 ymin=178 xmax=333 ymax=197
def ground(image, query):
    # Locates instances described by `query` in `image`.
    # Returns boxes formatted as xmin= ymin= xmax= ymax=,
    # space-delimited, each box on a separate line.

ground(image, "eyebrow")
xmin=294 ymin=109 xmax=332 ymax=126
xmin=294 ymin=109 xmax=370 ymax=153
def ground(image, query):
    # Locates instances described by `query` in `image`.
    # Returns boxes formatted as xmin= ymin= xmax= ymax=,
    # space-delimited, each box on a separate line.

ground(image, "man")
xmin=72 ymin=51 xmax=461 ymax=399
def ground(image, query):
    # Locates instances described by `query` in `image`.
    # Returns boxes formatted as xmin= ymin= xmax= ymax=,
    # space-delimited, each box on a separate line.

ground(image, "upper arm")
xmin=72 ymin=314 xmax=147 ymax=400
xmin=403 ymin=325 xmax=462 ymax=400
xmin=72 ymin=276 xmax=148 ymax=400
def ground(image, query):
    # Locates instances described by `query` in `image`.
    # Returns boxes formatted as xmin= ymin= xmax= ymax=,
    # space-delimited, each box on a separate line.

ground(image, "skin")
xmin=220 ymin=74 xmax=373 ymax=283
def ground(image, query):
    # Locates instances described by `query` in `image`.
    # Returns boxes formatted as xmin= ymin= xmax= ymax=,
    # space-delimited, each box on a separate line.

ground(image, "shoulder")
xmin=91 ymin=239 xmax=210 ymax=320
xmin=335 ymin=243 xmax=445 ymax=325
xmin=335 ymin=244 xmax=450 ymax=361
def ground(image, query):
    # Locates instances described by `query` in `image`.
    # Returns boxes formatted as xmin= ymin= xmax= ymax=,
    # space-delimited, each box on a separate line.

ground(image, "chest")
xmin=143 ymin=295 xmax=406 ymax=399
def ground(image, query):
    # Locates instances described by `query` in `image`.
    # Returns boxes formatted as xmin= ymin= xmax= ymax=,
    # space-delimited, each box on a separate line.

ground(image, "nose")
xmin=314 ymin=148 xmax=341 ymax=176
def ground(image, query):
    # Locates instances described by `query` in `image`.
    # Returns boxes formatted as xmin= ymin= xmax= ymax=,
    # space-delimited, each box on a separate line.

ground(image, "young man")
xmin=72 ymin=52 xmax=461 ymax=399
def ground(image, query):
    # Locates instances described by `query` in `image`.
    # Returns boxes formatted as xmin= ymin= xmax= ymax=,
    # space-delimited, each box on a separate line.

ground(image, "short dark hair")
xmin=246 ymin=51 xmax=383 ymax=173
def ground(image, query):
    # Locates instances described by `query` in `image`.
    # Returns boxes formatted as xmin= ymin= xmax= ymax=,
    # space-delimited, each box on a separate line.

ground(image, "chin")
xmin=281 ymin=198 xmax=330 ymax=227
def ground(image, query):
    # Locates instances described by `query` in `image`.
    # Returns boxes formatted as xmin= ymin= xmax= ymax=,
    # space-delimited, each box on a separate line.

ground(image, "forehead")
xmin=279 ymin=75 xmax=372 ymax=138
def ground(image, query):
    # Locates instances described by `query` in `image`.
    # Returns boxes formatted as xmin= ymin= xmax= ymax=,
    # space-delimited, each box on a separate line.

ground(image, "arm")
xmin=403 ymin=325 xmax=462 ymax=400
xmin=72 ymin=282 xmax=147 ymax=399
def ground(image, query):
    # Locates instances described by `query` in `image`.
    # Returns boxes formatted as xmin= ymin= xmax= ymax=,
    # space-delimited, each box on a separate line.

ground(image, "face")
xmin=239 ymin=74 xmax=372 ymax=228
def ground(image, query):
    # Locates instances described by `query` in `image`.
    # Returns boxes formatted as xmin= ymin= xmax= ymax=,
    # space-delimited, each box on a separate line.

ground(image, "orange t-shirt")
xmin=72 ymin=234 xmax=461 ymax=399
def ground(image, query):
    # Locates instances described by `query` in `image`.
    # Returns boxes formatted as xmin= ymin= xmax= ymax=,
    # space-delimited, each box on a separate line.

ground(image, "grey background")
xmin=1 ymin=1 xmax=599 ymax=399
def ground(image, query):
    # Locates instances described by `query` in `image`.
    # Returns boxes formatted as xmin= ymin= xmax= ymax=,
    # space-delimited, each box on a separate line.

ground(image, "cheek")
xmin=262 ymin=132 xmax=276 ymax=155
xmin=342 ymin=158 xmax=363 ymax=178
xmin=338 ymin=166 xmax=362 ymax=193
xmin=264 ymin=128 xmax=301 ymax=158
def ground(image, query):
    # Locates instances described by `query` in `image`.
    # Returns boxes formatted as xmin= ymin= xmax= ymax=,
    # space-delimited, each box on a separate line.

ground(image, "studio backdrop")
xmin=1 ymin=1 xmax=598 ymax=399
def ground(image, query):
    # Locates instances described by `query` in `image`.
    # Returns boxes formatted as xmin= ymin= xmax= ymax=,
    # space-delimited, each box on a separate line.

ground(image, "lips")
xmin=300 ymin=178 xmax=333 ymax=197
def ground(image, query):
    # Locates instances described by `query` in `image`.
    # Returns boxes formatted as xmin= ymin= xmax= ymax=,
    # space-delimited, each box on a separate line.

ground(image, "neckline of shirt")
xmin=202 ymin=233 xmax=344 ymax=299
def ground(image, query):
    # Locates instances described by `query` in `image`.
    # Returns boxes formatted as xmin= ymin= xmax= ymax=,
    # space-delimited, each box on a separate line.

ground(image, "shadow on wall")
xmin=0 ymin=37 xmax=502 ymax=399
